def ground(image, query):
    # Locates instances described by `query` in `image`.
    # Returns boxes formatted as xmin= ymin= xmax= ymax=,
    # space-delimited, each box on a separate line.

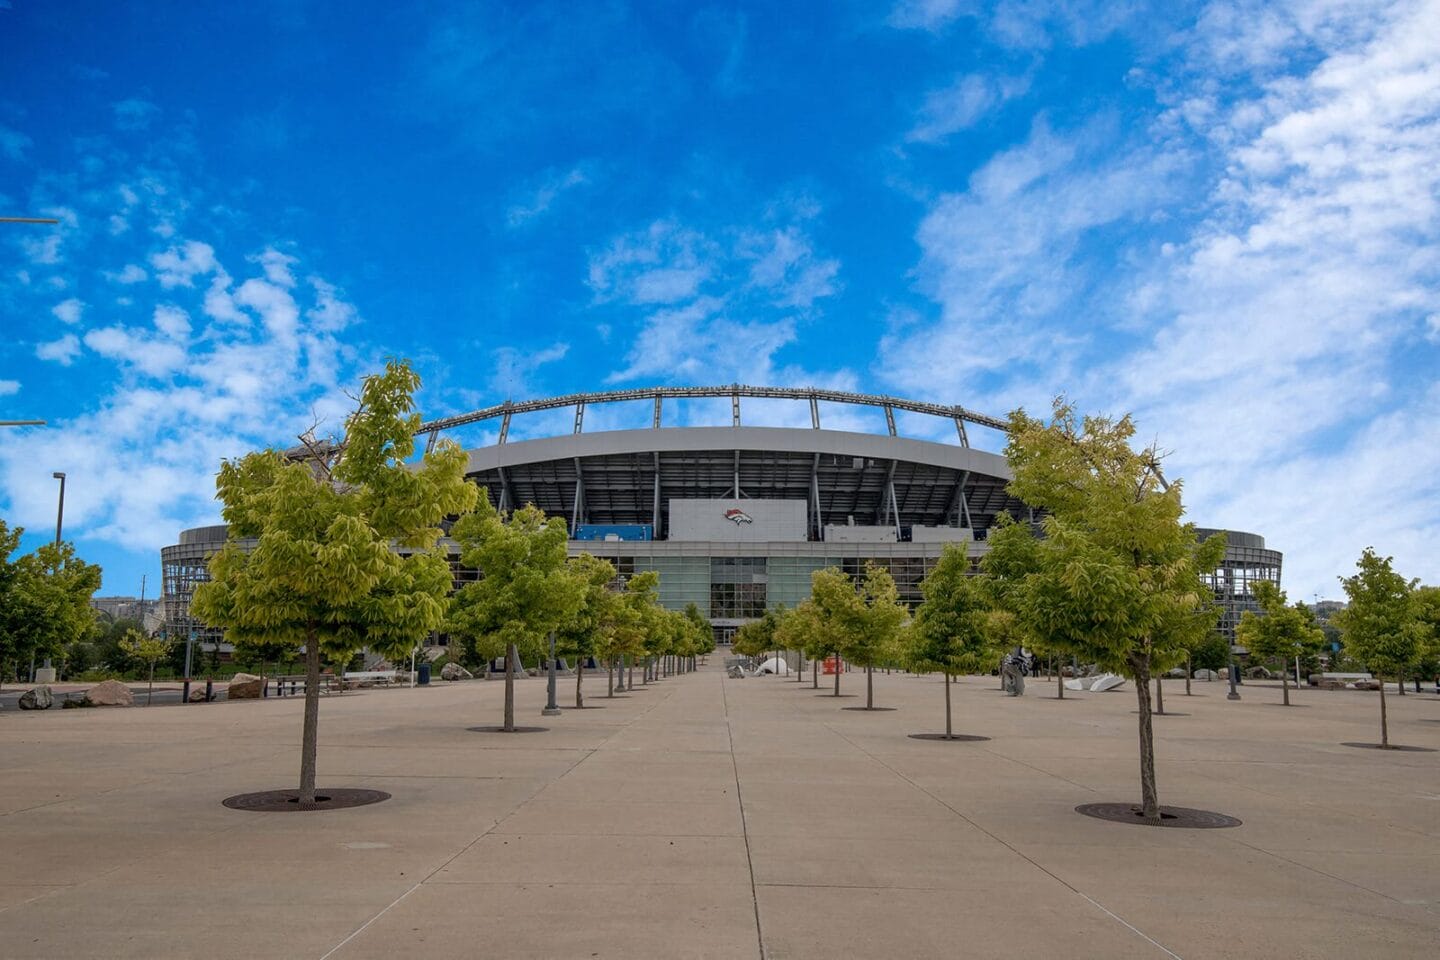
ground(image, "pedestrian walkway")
xmin=0 ymin=664 xmax=1436 ymax=958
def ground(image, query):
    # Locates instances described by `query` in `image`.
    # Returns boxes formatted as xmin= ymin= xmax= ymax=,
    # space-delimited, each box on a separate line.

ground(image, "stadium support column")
xmin=810 ymin=453 xmax=822 ymax=540
xmin=809 ymin=395 xmax=820 ymax=429
xmin=497 ymin=465 xmax=512 ymax=513
xmin=733 ymin=450 xmax=742 ymax=500
xmin=652 ymin=452 xmax=662 ymax=535
xmin=953 ymin=416 xmax=969 ymax=447
xmin=572 ymin=457 xmax=585 ymax=532
xmin=877 ymin=459 xmax=898 ymax=526
xmin=944 ymin=470 xmax=972 ymax=529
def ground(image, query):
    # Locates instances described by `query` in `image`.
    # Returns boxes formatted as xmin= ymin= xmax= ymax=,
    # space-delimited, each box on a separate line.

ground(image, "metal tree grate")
xmin=222 ymin=788 xmax=391 ymax=812
xmin=1075 ymin=803 xmax=1241 ymax=829
xmin=907 ymin=733 xmax=990 ymax=742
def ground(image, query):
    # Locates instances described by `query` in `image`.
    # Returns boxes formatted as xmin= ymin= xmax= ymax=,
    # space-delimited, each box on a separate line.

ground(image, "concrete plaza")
xmin=0 ymin=664 xmax=1436 ymax=959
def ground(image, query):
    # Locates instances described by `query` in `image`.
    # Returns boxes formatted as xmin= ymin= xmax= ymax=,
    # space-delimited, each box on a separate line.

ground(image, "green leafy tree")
xmin=1189 ymin=633 xmax=1232 ymax=674
xmin=192 ymin=360 xmax=478 ymax=805
xmin=980 ymin=514 xmax=1052 ymax=694
xmin=0 ymin=525 xmax=103 ymax=687
xmin=119 ymin=629 xmax=173 ymax=705
xmin=775 ymin=601 xmax=823 ymax=688
xmin=732 ymin=611 xmax=777 ymax=660
xmin=1236 ymin=581 xmax=1325 ymax=706
xmin=1334 ymin=548 xmax=1420 ymax=748
xmin=1414 ymin=586 xmax=1440 ymax=690
xmin=906 ymin=543 xmax=996 ymax=738
xmin=556 ymin=553 xmax=617 ymax=708
xmin=812 ymin=563 xmax=906 ymax=709
xmin=684 ymin=603 xmax=715 ymax=667
xmin=448 ymin=499 xmax=579 ymax=731
xmin=1004 ymin=400 xmax=1225 ymax=821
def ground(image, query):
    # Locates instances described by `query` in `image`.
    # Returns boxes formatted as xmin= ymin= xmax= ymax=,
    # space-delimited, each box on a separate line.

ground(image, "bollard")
xmin=205 ymin=678 xmax=214 ymax=703
xmin=182 ymin=679 xmax=191 ymax=704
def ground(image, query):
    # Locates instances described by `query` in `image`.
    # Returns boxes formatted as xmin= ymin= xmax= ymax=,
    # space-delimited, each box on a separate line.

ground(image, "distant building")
xmin=1196 ymin=529 xmax=1284 ymax=645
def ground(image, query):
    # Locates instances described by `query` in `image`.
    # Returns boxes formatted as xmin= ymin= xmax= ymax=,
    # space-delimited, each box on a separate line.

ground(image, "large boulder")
xmin=440 ymin=662 xmax=473 ymax=681
xmin=18 ymin=685 xmax=54 ymax=710
xmin=1246 ymin=665 xmax=1275 ymax=680
xmin=1193 ymin=669 xmax=1221 ymax=681
xmin=227 ymin=673 xmax=263 ymax=699
xmin=187 ymin=686 xmax=211 ymax=702
xmin=84 ymin=679 xmax=135 ymax=707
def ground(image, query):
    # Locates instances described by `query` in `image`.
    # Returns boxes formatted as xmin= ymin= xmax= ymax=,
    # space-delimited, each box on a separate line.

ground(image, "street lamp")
xmin=52 ymin=472 xmax=66 ymax=544
xmin=33 ymin=472 xmax=67 ymax=682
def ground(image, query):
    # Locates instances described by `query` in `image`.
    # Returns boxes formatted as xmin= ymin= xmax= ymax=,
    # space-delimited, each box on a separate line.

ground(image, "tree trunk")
xmin=833 ymin=657 xmax=841 ymax=696
xmin=628 ymin=659 xmax=634 ymax=689
xmin=796 ymin=649 xmax=803 ymax=682
xmin=576 ymin=659 xmax=585 ymax=708
xmin=606 ymin=660 xmax=614 ymax=697
xmin=1131 ymin=655 xmax=1159 ymax=821
xmin=1397 ymin=672 xmax=1404 ymax=696
xmin=944 ymin=671 xmax=953 ymax=739
xmin=503 ymin=642 xmax=517 ymax=732
xmin=1057 ymin=667 xmax=1064 ymax=700
xmin=812 ymin=658 xmax=818 ymax=689
xmin=1282 ymin=670 xmax=1290 ymax=706
xmin=1379 ymin=676 xmax=1389 ymax=748
xmin=299 ymin=633 xmax=321 ymax=806
xmin=866 ymin=664 xmax=873 ymax=709
xmin=1185 ymin=654 xmax=1192 ymax=696
xmin=1155 ymin=674 xmax=1165 ymax=715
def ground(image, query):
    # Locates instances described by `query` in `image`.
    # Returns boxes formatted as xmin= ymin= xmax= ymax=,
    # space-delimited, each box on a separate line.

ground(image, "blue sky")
xmin=2 ymin=0 xmax=1438 ymax=601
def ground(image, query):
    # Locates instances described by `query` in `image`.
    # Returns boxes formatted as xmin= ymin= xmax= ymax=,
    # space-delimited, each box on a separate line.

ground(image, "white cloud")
xmin=150 ymin=240 xmax=219 ymax=288
xmin=490 ymin=341 xmax=569 ymax=397
xmin=0 ymin=380 xmax=20 ymax=397
xmin=51 ymin=297 xmax=85 ymax=325
xmin=907 ymin=73 xmax=1031 ymax=142
xmin=739 ymin=226 xmax=841 ymax=308
xmin=152 ymin=304 xmax=191 ymax=339
xmin=888 ymin=0 xmax=971 ymax=31
xmin=507 ymin=165 xmax=591 ymax=227
xmin=36 ymin=334 xmax=82 ymax=365
xmin=882 ymin=0 xmax=1440 ymax=598
xmin=105 ymin=263 xmax=147 ymax=284
xmin=253 ymin=247 xmax=298 ymax=287
xmin=588 ymin=220 xmax=717 ymax=305
xmin=1 ymin=244 xmax=371 ymax=555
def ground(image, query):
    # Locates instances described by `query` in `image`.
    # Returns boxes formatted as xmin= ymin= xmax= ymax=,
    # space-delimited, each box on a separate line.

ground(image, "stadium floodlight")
xmin=0 ymin=217 xmax=60 ymax=224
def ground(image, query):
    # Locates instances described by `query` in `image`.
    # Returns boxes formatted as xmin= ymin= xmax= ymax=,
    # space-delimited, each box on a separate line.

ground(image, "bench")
xmin=341 ymin=670 xmax=399 ymax=690
xmin=266 ymin=674 xmax=342 ymax=697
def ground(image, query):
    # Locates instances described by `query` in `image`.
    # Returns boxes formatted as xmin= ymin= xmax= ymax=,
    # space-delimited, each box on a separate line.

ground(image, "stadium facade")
xmin=161 ymin=386 xmax=1280 ymax=647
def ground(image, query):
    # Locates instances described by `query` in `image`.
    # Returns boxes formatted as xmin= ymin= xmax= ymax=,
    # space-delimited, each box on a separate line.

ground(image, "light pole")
xmin=182 ymin=629 xmax=195 ymax=704
xmin=32 ymin=472 xmax=67 ymax=683
xmin=542 ymin=631 xmax=560 ymax=716
xmin=52 ymin=472 xmax=66 ymax=544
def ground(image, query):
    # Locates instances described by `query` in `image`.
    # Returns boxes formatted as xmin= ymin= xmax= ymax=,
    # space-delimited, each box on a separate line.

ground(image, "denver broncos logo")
xmin=724 ymin=508 xmax=753 ymax=525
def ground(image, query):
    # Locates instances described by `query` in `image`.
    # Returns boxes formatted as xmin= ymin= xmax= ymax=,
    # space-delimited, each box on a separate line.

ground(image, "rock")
xmin=84 ymin=679 xmax=135 ymax=707
xmin=1351 ymin=680 xmax=1381 ymax=691
xmin=18 ymin=685 xmax=54 ymax=710
xmin=1193 ymin=669 xmax=1221 ymax=681
xmin=1246 ymin=665 xmax=1275 ymax=680
xmin=227 ymin=673 xmax=263 ymax=699
xmin=188 ymin=687 xmax=211 ymax=702
xmin=440 ymin=662 xmax=473 ymax=681
xmin=1167 ymin=667 xmax=1187 ymax=679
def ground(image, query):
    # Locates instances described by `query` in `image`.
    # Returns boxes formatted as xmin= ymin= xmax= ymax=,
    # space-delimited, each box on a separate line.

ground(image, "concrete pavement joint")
xmin=721 ymin=672 xmax=767 ymax=960
xmin=826 ymin=725 xmax=1186 ymax=960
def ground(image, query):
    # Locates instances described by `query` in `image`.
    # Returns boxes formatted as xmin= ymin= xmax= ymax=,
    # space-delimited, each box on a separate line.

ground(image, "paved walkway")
xmin=0 ymin=664 xmax=1436 ymax=958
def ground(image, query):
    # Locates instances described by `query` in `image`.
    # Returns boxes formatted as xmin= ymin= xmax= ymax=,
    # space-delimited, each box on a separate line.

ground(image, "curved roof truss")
xmin=418 ymin=384 xmax=1008 ymax=453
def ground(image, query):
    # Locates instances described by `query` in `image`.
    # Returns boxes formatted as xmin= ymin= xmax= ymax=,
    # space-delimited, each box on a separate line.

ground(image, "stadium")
xmin=162 ymin=386 xmax=1281 ymax=648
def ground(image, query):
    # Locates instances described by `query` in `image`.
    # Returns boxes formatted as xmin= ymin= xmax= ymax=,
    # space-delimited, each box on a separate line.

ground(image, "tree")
xmin=1414 ymin=586 xmax=1440 ymax=691
xmin=775 ymin=601 xmax=824 ymax=688
xmin=1004 ymin=399 xmax=1225 ymax=821
xmin=733 ymin=608 xmax=780 ymax=662
xmin=683 ymin=603 xmax=713 ymax=667
xmin=1235 ymin=581 xmax=1325 ymax=706
xmin=980 ymin=514 xmax=1051 ymax=694
xmin=0 ymin=525 xmax=102 ymax=687
xmin=119 ymin=629 xmax=173 ymax=706
xmin=906 ymin=543 xmax=995 ymax=738
xmin=1334 ymin=548 xmax=1420 ymax=749
xmin=555 ymin=553 xmax=617 ymax=709
xmin=448 ymin=499 xmax=579 ymax=731
xmin=192 ymin=360 xmax=478 ymax=806
xmin=812 ymin=563 xmax=906 ymax=709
